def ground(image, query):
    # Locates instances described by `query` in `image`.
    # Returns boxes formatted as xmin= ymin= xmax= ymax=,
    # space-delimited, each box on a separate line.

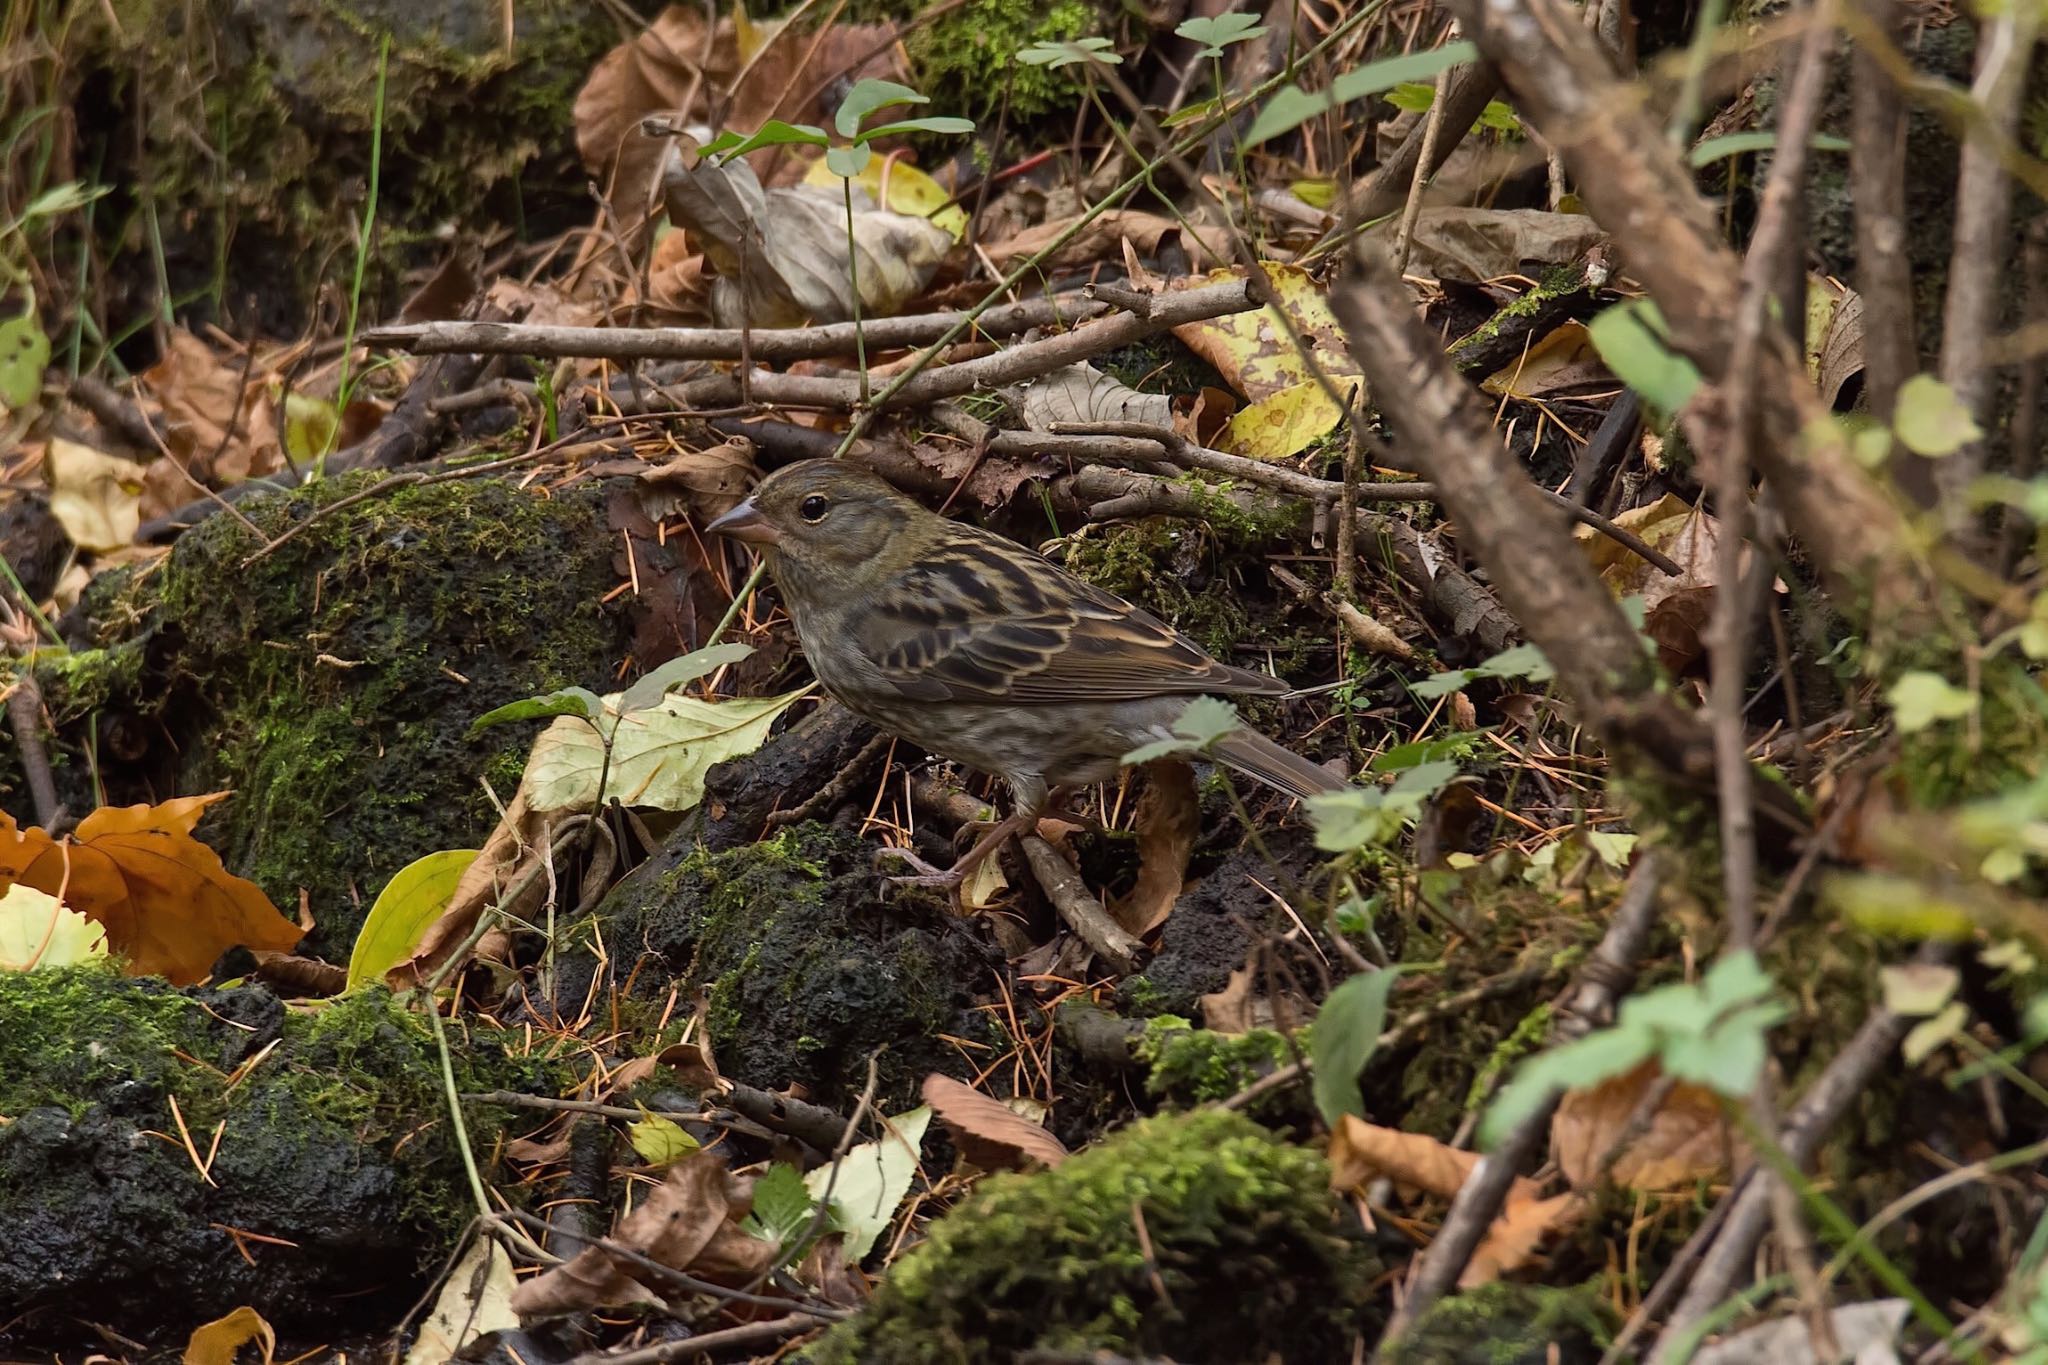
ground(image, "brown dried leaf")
xmin=574 ymin=6 xmax=730 ymax=225
xmin=1198 ymin=963 xmax=1257 ymax=1034
xmin=1329 ymin=1116 xmax=1582 ymax=1287
xmin=0 ymin=794 xmax=301 ymax=985
xmin=1643 ymin=585 xmax=1716 ymax=680
xmin=139 ymin=330 xmax=284 ymax=497
xmin=630 ymin=437 xmax=757 ymax=523
xmin=1363 ymin=207 xmax=1607 ymax=282
xmin=979 ymin=210 xmax=1227 ymax=277
xmin=508 ymin=1152 xmax=778 ymax=1315
xmin=1115 ymin=759 xmax=1197 ymax=936
xmin=1018 ymin=363 xmax=1173 ymax=432
xmin=390 ymin=786 xmax=546 ymax=989
xmin=911 ymin=445 xmax=1055 ymax=510
xmin=504 ymin=1131 xmax=575 ymax=1164
xmin=921 ymin=1074 xmax=1069 ymax=1170
xmin=1550 ymin=1061 xmax=1743 ymax=1192
xmin=1480 ymin=320 xmax=1610 ymax=400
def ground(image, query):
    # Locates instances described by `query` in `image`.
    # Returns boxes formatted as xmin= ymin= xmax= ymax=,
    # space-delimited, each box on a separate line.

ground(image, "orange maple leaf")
xmin=0 ymin=793 xmax=301 ymax=984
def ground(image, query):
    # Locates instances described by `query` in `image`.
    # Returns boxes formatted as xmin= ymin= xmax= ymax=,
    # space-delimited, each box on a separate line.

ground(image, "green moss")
xmin=50 ymin=474 xmax=631 ymax=956
xmin=0 ymin=969 xmax=560 ymax=1342
xmin=603 ymin=823 xmax=989 ymax=1108
xmin=1057 ymin=519 xmax=1258 ymax=662
xmin=1135 ymin=1015 xmax=1293 ymax=1105
xmin=810 ymin=1109 xmax=1378 ymax=1363
xmin=1384 ymin=1282 xmax=1613 ymax=1365
xmin=902 ymin=0 xmax=1100 ymax=128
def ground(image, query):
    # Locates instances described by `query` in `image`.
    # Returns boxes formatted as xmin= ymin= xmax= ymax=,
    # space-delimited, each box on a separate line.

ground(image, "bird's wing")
xmin=852 ymin=526 xmax=1287 ymax=703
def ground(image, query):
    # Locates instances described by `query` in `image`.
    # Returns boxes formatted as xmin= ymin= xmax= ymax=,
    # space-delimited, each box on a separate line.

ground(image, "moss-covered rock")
xmin=1383 ymin=1282 xmax=1613 ymax=1365
xmin=15 ymin=474 xmax=634 ymax=957
xmin=0 ymin=968 xmax=559 ymax=1352
xmin=809 ymin=1108 xmax=1379 ymax=1363
xmin=1137 ymin=1014 xmax=1293 ymax=1106
xmin=570 ymin=821 xmax=1000 ymax=1110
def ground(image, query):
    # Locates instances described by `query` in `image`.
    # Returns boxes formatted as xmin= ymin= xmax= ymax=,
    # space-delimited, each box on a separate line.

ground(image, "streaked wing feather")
xmin=853 ymin=528 xmax=1286 ymax=703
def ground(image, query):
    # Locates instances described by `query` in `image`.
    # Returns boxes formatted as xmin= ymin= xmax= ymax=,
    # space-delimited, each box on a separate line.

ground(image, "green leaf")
xmin=1892 ymin=373 xmax=1984 ymax=457
xmin=1017 ymin=36 xmax=1121 ymax=67
xmin=1310 ymin=968 xmax=1404 ymax=1126
xmin=1821 ymin=871 xmax=1979 ymax=941
xmin=1306 ymin=787 xmax=1405 ymax=852
xmin=1244 ymin=42 xmax=1477 ymax=147
xmin=346 ymin=849 xmax=480 ymax=989
xmin=1887 ymin=670 xmax=1977 ymax=732
xmin=627 ymin=1112 xmax=699 ymax=1165
xmin=0 ymin=884 xmax=108 ymax=971
xmin=1121 ymin=696 xmax=1241 ymax=765
xmin=701 ymin=120 xmax=830 ymax=161
xmin=1697 ymin=949 xmax=1777 ymax=1016
xmin=1902 ymin=1000 xmax=1969 ymax=1065
xmin=835 ymin=78 xmax=927 ymax=138
xmin=1386 ymin=759 xmax=1458 ymax=804
xmin=1476 ymin=99 xmax=1522 ymax=132
xmin=743 ymin=1164 xmax=818 ymax=1251
xmin=1176 ymin=13 xmax=1268 ymax=57
xmin=1372 ymin=734 xmax=1487 ymax=772
xmin=858 ymin=116 xmax=977 ymax=140
xmin=1385 ymin=81 xmax=1435 ymax=113
xmin=806 ymin=1105 xmax=931 ymax=1261
xmin=825 ymin=143 xmax=873 ymax=178
xmin=525 ymin=687 xmax=808 ymax=813
xmin=1587 ymin=298 xmax=1703 ymax=413
xmin=1478 ymin=1027 xmax=1654 ymax=1148
xmin=617 ymin=643 xmax=756 ymax=714
xmin=0 ymin=310 xmax=51 ymax=413
xmin=468 ymin=687 xmax=606 ymax=736
xmin=1687 ymin=130 xmax=1851 ymax=167
xmin=19 ymin=181 xmax=107 ymax=221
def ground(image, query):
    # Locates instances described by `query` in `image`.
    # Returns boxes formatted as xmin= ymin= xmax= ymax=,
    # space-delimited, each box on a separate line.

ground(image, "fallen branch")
xmin=361 ymin=293 xmax=1106 ymax=363
xmin=1020 ymin=835 xmax=1142 ymax=975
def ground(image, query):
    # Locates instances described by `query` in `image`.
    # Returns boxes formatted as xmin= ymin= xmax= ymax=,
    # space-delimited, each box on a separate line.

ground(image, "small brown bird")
xmin=707 ymin=459 xmax=1344 ymax=886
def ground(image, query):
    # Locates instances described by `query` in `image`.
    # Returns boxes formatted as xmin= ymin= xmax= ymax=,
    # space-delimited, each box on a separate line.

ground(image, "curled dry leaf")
xmin=911 ymin=443 xmax=1056 ymax=511
xmin=1328 ymin=1114 xmax=1582 ymax=1287
xmin=1549 ymin=1060 xmax=1744 ymax=1193
xmin=1018 ymin=363 xmax=1173 ymax=432
xmin=625 ymin=437 xmax=757 ymax=523
xmin=978 ymin=210 xmax=1227 ymax=277
xmin=391 ymin=786 xmax=546 ymax=990
xmin=1362 ymin=206 xmax=1608 ymax=282
xmin=138 ymin=329 xmax=285 ymax=513
xmin=661 ymin=145 xmax=952 ymax=327
xmin=1114 ymin=759 xmax=1198 ymax=936
xmin=509 ymin=1151 xmax=779 ymax=1316
xmin=0 ymin=794 xmax=301 ymax=986
xmin=922 ymin=1073 xmax=1069 ymax=1170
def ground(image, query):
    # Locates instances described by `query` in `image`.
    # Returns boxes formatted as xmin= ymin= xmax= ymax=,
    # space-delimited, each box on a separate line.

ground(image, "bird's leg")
xmin=876 ymin=808 xmax=1037 ymax=889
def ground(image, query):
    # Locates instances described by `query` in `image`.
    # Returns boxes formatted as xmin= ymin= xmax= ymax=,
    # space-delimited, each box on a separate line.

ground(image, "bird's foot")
xmin=873 ymin=845 xmax=968 ymax=890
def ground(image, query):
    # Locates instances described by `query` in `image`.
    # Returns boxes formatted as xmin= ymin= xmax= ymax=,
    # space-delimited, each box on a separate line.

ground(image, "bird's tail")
xmin=1212 ymin=728 xmax=1347 ymax=800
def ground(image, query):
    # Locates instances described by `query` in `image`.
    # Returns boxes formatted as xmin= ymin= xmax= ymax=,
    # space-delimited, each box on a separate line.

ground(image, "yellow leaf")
xmin=628 ymin=1111 xmax=701 ymax=1165
xmin=46 ymin=437 xmax=143 ymax=551
xmin=1217 ymin=379 xmax=1346 ymax=461
xmin=0 ymin=883 xmax=108 ymax=970
xmin=347 ymin=849 xmax=481 ymax=989
xmin=1170 ymin=262 xmax=1365 ymax=407
xmin=183 ymin=1305 xmax=275 ymax=1365
xmin=803 ymin=155 xmax=969 ymax=241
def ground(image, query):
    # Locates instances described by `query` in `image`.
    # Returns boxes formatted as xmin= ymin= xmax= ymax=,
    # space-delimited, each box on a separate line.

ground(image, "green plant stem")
xmin=845 ymin=176 xmax=870 ymax=408
xmin=1731 ymin=1105 xmax=1973 ymax=1360
xmin=324 ymin=33 xmax=391 ymax=473
xmin=704 ymin=2 xmax=1384 ymax=649
xmin=0 ymin=550 xmax=61 ymax=646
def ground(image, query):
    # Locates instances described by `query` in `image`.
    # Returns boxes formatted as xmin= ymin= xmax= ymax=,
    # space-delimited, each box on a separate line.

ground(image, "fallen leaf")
xmin=182 ymin=1305 xmax=275 ymax=1365
xmin=662 ymin=146 xmax=953 ymax=326
xmin=1577 ymin=492 xmax=1763 ymax=611
xmin=802 ymin=155 xmax=968 ymax=241
xmin=619 ymin=437 xmax=757 ymax=523
xmin=139 ymin=329 xmax=284 ymax=497
xmin=1643 ymin=586 xmax=1715 ymax=679
xmin=922 ymin=1074 xmax=1069 ymax=1170
xmin=1549 ymin=1061 xmax=1743 ymax=1192
xmin=806 ymin=1104 xmax=931 ymax=1261
xmin=1169 ymin=263 xmax=1362 ymax=459
xmin=0 ymin=310 xmax=50 ymax=414
xmin=46 ymin=438 xmax=144 ymax=550
xmin=1198 ymin=963 xmax=1257 ymax=1034
xmin=390 ymin=787 xmax=545 ymax=990
xmin=1328 ymin=1115 xmax=1582 ymax=1286
xmin=1693 ymin=1299 xmax=1910 ymax=1365
xmin=509 ymin=1151 xmax=779 ymax=1315
xmin=979 ymin=210 xmax=1229 ymax=277
xmin=629 ymin=1111 xmax=701 ymax=1165
xmin=504 ymin=1131 xmax=575 ymax=1164
xmin=0 ymin=883 xmax=108 ymax=970
xmin=1480 ymin=320 xmax=1609 ymax=399
xmin=1363 ymin=207 xmax=1607 ymax=281
xmin=0 ymin=795 xmax=301 ymax=985
xmin=609 ymin=1039 xmax=726 ymax=1094
xmin=911 ymin=444 xmax=1056 ymax=510
xmin=524 ymin=686 xmax=807 ymax=814
xmin=403 ymin=1236 xmax=518 ymax=1365
xmin=1019 ymin=363 xmax=1173 ymax=431
xmin=346 ymin=849 xmax=480 ymax=990
xmin=1115 ymin=760 xmax=1197 ymax=935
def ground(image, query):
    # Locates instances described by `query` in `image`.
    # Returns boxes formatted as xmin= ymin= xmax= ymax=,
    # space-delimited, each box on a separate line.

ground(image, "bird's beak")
xmin=706 ymin=498 xmax=780 ymax=546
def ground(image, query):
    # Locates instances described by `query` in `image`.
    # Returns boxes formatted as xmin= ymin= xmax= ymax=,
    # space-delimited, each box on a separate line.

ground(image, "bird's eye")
xmin=799 ymin=494 xmax=830 ymax=523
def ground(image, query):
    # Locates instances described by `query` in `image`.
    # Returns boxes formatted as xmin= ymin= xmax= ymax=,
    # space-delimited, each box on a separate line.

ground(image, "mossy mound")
xmin=809 ymin=1109 xmax=1379 ymax=1363
xmin=0 ymin=968 xmax=558 ymax=1352
xmin=576 ymin=821 xmax=1000 ymax=1111
xmin=21 ymin=474 xmax=632 ymax=957
xmin=900 ymin=0 xmax=1101 ymax=130
xmin=58 ymin=0 xmax=616 ymax=330
xmin=1383 ymin=1282 xmax=1613 ymax=1365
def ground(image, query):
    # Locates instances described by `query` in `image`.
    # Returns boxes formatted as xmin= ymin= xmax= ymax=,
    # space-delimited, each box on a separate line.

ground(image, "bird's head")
xmin=706 ymin=458 xmax=925 ymax=587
